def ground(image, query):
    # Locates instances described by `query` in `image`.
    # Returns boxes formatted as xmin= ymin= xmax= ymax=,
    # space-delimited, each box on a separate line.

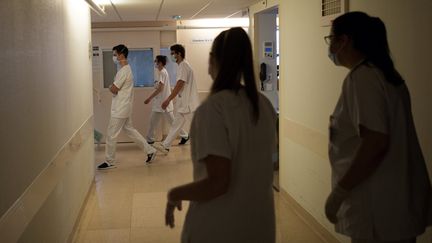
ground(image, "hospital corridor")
xmin=1 ymin=0 xmax=432 ymax=243
xmin=72 ymin=143 xmax=327 ymax=242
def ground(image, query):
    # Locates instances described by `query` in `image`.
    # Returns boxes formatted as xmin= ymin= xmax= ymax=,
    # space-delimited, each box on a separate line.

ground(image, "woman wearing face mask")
xmin=143 ymin=55 xmax=187 ymax=145
xmin=325 ymin=11 xmax=432 ymax=243
xmin=164 ymin=27 xmax=277 ymax=243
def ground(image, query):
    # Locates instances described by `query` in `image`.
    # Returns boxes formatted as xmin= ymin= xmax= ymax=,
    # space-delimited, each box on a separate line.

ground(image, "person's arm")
xmin=161 ymin=80 xmax=185 ymax=109
xmin=338 ymin=125 xmax=389 ymax=190
xmin=109 ymin=84 xmax=120 ymax=95
xmin=325 ymin=124 xmax=388 ymax=223
xmin=165 ymin=155 xmax=230 ymax=228
xmin=110 ymin=69 xmax=126 ymax=95
xmin=169 ymin=155 xmax=230 ymax=202
xmin=144 ymin=82 xmax=164 ymax=104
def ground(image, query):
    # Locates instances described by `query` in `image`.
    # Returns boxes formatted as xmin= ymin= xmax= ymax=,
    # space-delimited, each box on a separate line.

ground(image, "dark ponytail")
xmin=333 ymin=12 xmax=404 ymax=86
xmin=210 ymin=27 xmax=260 ymax=123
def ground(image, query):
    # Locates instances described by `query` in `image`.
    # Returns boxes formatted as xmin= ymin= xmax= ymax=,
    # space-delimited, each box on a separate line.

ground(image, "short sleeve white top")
xmin=329 ymin=61 xmax=432 ymax=240
xmin=111 ymin=64 xmax=134 ymax=118
xmin=181 ymin=89 xmax=277 ymax=243
xmin=152 ymin=68 xmax=173 ymax=112
xmin=176 ymin=60 xmax=200 ymax=113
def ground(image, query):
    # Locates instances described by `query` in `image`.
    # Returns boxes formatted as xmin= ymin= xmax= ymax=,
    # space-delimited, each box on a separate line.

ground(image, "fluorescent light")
xmin=84 ymin=0 xmax=106 ymax=16
xmin=177 ymin=18 xmax=249 ymax=28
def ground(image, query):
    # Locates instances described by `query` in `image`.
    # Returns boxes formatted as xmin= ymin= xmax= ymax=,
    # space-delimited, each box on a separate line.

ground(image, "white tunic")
xmin=152 ymin=68 xmax=173 ymax=112
xmin=329 ymin=61 xmax=432 ymax=240
xmin=181 ymin=89 xmax=277 ymax=243
xmin=111 ymin=64 xmax=134 ymax=118
xmin=176 ymin=60 xmax=200 ymax=113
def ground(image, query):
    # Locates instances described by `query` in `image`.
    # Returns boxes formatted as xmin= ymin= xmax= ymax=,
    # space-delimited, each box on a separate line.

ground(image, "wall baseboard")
xmin=68 ymin=181 xmax=95 ymax=243
xmin=280 ymin=189 xmax=340 ymax=243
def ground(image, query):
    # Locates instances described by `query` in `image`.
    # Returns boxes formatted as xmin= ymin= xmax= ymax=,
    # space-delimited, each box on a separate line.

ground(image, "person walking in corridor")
xmin=98 ymin=44 xmax=157 ymax=170
xmin=324 ymin=12 xmax=432 ymax=243
xmin=153 ymin=44 xmax=200 ymax=154
xmin=164 ymin=27 xmax=277 ymax=243
xmin=144 ymin=55 xmax=188 ymax=144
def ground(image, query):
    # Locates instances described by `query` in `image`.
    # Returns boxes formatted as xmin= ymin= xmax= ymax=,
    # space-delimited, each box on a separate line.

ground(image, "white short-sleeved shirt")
xmin=152 ymin=68 xmax=173 ymax=112
xmin=329 ymin=61 xmax=432 ymax=240
xmin=181 ymin=89 xmax=277 ymax=243
xmin=176 ymin=60 xmax=200 ymax=113
xmin=111 ymin=64 xmax=134 ymax=118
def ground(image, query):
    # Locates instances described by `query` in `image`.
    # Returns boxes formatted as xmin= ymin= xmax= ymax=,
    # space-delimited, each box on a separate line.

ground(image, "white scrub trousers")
xmin=162 ymin=111 xmax=190 ymax=148
xmin=105 ymin=117 xmax=156 ymax=163
xmin=146 ymin=111 xmax=187 ymax=143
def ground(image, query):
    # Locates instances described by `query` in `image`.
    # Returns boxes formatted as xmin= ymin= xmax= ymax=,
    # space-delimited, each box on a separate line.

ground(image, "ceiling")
xmin=91 ymin=0 xmax=262 ymax=22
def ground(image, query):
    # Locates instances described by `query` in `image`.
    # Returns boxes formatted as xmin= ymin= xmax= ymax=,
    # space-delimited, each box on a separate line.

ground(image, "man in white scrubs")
xmin=144 ymin=55 xmax=188 ymax=144
xmin=154 ymin=44 xmax=199 ymax=154
xmin=98 ymin=44 xmax=157 ymax=170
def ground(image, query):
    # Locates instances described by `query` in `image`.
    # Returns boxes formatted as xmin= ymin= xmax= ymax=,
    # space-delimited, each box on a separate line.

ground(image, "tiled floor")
xmin=72 ymin=142 xmax=326 ymax=243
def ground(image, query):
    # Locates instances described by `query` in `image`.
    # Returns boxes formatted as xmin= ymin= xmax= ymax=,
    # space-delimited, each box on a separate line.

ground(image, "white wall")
xmin=0 ymin=0 xmax=94 ymax=242
xmin=176 ymin=18 xmax=249 ymax=94
xmin=275 ymin=0 xmax=432 ymax=242
xmin=176 ymin=28 xmax=226 ymax=92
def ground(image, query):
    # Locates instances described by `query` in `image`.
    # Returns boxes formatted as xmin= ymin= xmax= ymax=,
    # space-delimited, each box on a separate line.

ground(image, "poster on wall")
xmin=190 ymin=38 xmax=214 ymax=44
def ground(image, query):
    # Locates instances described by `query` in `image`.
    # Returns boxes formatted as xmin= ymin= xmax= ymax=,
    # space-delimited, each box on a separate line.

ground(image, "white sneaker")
xmin=153 ymin=142 xmax=169 ymax=155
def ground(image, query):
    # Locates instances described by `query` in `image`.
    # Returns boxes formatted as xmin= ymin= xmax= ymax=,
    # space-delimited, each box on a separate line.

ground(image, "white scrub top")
xmin=152 ymin=68 xmax=173 ymax=112
xmin=175 ymin=60 xmax=200 ymax=113
xmin=329 ymin=61 xmax=432 ymax=240
xmin=111 ymin=64 xmax=134 ymax=118
xmin=181 ymin=88 xmax=277 ymax=243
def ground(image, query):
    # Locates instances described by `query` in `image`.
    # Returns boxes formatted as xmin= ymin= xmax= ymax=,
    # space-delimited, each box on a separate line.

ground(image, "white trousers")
xmin=105 ymin=117 xmax=156 ymax=163
xmin=162 ymin=111 xmax=191 ymax=148
xmin=146 ymin=111 xmax=187 ymax=143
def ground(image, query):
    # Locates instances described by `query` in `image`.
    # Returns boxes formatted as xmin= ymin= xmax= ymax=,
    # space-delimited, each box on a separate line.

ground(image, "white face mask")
xmin=328 ymin=48 xmax=341 ymax=66
xmin=113 ymin=56 xmax=119 ymax=64
xmin=170 ymin=55 xmax=177 ymax=62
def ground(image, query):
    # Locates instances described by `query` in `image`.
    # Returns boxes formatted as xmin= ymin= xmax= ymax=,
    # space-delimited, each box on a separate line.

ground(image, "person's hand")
xmin=165 ymin=200 xmax=182 ymax=228
xmin=161 ymin=100 xmax=170 ymax=110
xmin=144 ymin=98 xmax=151 ymax=104
xmin=325 ymin=185 xmax=349 ymax=224
xmin=109 ymin=84 xmax=119 ymax=95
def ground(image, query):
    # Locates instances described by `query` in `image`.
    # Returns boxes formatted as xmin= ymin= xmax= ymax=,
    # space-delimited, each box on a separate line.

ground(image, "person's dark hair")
xmin=210 ymin=27 xmax=260 ymax=123
xmin=170 ymin=44 xmax=185 ymax=58
xmin=332 ymin=11 xmax=404 ymax=86
xmin=155 ymin=55 xmax=167 ymax=66
xmin=112 ymin=44 xmax=129 ymax=58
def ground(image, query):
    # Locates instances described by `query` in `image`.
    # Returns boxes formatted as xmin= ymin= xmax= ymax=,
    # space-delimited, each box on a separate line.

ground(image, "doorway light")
xmin=84 ymin=0 xmax=106 ymax=16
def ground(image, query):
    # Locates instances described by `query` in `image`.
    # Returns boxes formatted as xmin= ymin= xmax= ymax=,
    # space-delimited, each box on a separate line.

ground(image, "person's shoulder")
xmin=258 ymin=93 xmax=273 ymax=108
xmin=258 ymin=93 xmax=277 ymax=116
xmin=119 ymin=64 xmax=132 ymax=73
xmin=348 ymin=61 xmax=385 ymax=88
xmin=210 ymin=89 xmax=238 ymax=104
xmin=180 ymin=60 xmax=192 ymax=69
xmin=161 ymin=68 xmax=169 ymax=76
xmin=198 ymin=90 xmax=235 ymax=113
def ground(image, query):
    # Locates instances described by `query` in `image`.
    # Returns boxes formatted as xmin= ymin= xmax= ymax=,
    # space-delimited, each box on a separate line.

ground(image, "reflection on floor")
xmin=72 ymin=143 xmax=326 ymax=243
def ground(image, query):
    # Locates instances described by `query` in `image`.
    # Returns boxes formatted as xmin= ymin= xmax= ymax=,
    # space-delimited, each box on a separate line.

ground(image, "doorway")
xmin=254 ymin=6 xmax=280 ymax=191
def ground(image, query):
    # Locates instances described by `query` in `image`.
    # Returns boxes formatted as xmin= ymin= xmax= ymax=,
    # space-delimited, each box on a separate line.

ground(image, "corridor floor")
xmin=72 ymin=143 xmax=327 ymax=243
